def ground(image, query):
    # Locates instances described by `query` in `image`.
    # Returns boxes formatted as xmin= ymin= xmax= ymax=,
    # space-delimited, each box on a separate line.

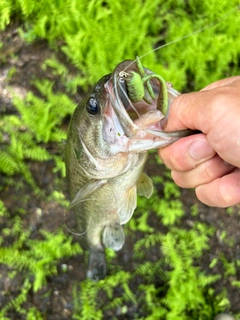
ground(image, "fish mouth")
xmin=104 ymin=60 xmax=171 ymax=138
xmin=103 ymin=60 xmax=196 ymax=152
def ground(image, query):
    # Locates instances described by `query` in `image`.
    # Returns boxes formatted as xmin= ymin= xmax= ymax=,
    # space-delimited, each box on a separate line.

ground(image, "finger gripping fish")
xmin=65 ymin=58 xmax=195 ymax=281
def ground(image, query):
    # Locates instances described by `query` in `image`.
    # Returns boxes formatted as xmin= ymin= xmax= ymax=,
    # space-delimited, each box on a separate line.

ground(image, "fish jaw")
xmin=104 ymin=71 xmax=194 ymax=153
xmin=104 ymin=76 xmax=138 ymax=138
xmin=101 ymin=95 xmax=130 ymax=154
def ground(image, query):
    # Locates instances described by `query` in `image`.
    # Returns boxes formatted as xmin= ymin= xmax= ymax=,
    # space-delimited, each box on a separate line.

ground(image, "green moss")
xmin=0 ymin=0 xmax=240 ymax=318
xmin=1 ymin=0 xmax=239 ymax=89
xmin=0 ymin=80 xmax=76 ymax=188
xmin=0 ymin=204 xmax=82 ymax=317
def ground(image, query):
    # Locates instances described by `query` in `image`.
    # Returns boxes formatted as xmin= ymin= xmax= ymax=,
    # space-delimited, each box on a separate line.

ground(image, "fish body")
xmin=65 ymin=59 xmax=194 ymax=280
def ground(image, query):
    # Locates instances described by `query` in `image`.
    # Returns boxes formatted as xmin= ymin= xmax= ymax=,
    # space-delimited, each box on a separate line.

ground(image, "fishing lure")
xmin=120 ymin=57 xmax=168 ymax=114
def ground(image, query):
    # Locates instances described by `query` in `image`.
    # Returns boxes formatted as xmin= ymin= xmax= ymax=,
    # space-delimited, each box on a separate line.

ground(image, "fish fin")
xmin=102 ymin=223 xmax=125 ymax=251
xmin=69 ymin=179 xmax=107 ymax=210
xmin=117 ymin=185 xmax=137 ymax=224
xmin=87 ymin=248 xmax=106 ymax=281
xmin=137 ymin=172 xmax=153 ymax=199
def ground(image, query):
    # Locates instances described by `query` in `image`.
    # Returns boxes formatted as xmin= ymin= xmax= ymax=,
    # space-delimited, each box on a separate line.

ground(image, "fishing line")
xmin=114 ymin=4 xmax=240 ymax=86
xmin=137 ymin=4 xmax=240 ymax=62
xmin=113 ymin=4 xmax=239 ymax=119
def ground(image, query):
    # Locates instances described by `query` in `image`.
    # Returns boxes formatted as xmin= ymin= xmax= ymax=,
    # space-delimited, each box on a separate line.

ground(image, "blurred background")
xmin=0 ymin=0 xmax=240 ymax=319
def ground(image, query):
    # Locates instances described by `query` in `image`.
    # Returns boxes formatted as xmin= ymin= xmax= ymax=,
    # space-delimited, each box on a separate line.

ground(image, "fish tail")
xmin=87 ymin=248 xmax=107 ymax=281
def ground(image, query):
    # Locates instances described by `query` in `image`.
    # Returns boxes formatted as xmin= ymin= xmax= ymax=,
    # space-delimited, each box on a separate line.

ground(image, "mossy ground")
xmin=0 ymin=21 xmax=240 ymax=320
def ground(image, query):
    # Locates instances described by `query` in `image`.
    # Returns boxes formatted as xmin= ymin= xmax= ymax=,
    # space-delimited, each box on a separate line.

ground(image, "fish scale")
xmin=65 ymin=59 xmax=196 ymax=280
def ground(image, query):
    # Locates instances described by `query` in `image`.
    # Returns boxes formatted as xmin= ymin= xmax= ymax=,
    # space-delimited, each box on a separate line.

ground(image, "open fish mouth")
xmin=105 ymin=68 xmax=161 ymax=138
xmin=103 ymin=58 xmax=197 ymax=152
xmin=104 ymin=59 xmax=182 ymax=138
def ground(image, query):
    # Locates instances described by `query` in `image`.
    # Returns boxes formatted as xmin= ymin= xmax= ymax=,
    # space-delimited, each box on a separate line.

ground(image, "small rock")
xmin=214 ymin=313 xmax=236 ymax=320
xmin=61 ymin=264 xmax=68 ymax=273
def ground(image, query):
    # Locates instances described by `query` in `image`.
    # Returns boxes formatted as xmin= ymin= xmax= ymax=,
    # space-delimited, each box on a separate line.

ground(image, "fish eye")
xmin=87 ymin=98 xmax=99 ymax=115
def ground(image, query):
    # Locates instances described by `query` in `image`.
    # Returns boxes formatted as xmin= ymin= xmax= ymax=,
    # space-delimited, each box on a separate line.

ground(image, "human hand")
xmin=159 ymin=76 xmax=240 ymax=207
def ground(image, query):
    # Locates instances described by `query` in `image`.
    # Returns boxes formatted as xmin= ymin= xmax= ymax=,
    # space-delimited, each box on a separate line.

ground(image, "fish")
xmin=65 ymin=58 xmax=195 ymax=281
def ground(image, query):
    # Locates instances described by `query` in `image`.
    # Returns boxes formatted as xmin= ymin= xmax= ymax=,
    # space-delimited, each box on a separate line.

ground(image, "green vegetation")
xmin=1 ymin=0 xmax=240 ymax=90
xmin=0 ymin=80 xmax=75 ymax=190
xmin=0 ymin=200 xmax=81 ymax=318
xmin=0 ymin=0 xmax=240 ymax=318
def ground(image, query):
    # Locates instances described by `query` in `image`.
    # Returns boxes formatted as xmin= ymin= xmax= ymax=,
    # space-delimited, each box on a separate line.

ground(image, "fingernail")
xmin=189 ymin=138 xmax=215 ymax=161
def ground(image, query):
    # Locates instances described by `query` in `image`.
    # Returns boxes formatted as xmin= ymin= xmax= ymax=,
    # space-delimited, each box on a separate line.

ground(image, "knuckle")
xmin=168 ymin=153 xmax=181 ymax=170
xmin=159 ymin=146 xmax=185 ymax=171
xmin=199 ymin=157 xmax=231 ymax=184
xmin=158 ymin=148 xmax=171 ymax=168
xmin=201 ymin=160 xmax=217 ymax=181
xmin=169 ymin=153 xmax=189 ymax=171
xmin=195 ymin=185 xmax=216 ymax=206
xmin=196 ymin=180 xmax=231 ymax=208
xmin=171 ymin=171 xmax=188 ymax=188
xmin=173 ymin=93 xmax=198 ymax=122
xmin=213 ymin=182 xmax=232 ymax=207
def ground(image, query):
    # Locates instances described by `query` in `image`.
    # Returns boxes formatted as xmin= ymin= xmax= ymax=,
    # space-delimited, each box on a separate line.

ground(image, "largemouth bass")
xmin=65 ymin=58 xmax=194 ymax=281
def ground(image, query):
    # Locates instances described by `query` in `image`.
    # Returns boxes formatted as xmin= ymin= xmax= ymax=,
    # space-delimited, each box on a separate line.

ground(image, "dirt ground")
xmin=0 ymin=23 xmax=240 ymax=319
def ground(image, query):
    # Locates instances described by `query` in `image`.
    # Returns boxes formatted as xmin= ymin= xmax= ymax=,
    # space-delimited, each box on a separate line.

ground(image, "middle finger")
xmin=171 ymin=155 xmax=236 ymax=188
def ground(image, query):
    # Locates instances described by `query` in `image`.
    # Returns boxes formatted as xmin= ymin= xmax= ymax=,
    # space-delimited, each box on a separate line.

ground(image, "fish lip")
xmin=104 ymin=77 xmax=138 ymax=138
xmin=102 ymin=91 xmax=126 ymax=141
xmin=104 ymin=60 xmax=188 ymax=145
xmin=104 ymin=72 xmax=164 ymax=137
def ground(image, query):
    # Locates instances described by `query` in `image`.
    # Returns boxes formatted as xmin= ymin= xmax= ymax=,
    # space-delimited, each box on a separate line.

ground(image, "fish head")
xmin=67 ymin=59 xmax=194 ymax=179
xmin=66 ymin=73 xmax=137 ymax=180
xmin=104 ymin=59 xmax=193 ymax=152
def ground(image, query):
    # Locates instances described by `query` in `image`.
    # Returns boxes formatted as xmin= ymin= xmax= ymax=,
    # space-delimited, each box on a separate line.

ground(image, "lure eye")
xmin=87 ymin=98 xmax=99 ymax=115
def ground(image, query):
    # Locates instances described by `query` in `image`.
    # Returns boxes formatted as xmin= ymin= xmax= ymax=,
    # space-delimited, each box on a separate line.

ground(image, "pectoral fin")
xmin=117 ymin=185 xmax=137 ymax=224
xmin=137 ymin=173 xmax=153 ymax=199
xmin=102 ymin=223 xmax=125 ymax=251
xmin=69 ymin=179 xmax=107 ymax=210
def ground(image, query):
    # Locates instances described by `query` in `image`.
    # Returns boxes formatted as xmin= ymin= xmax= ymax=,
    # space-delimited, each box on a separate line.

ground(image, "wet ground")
xmin=0 ymin=23 xmax=240 ymax=319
